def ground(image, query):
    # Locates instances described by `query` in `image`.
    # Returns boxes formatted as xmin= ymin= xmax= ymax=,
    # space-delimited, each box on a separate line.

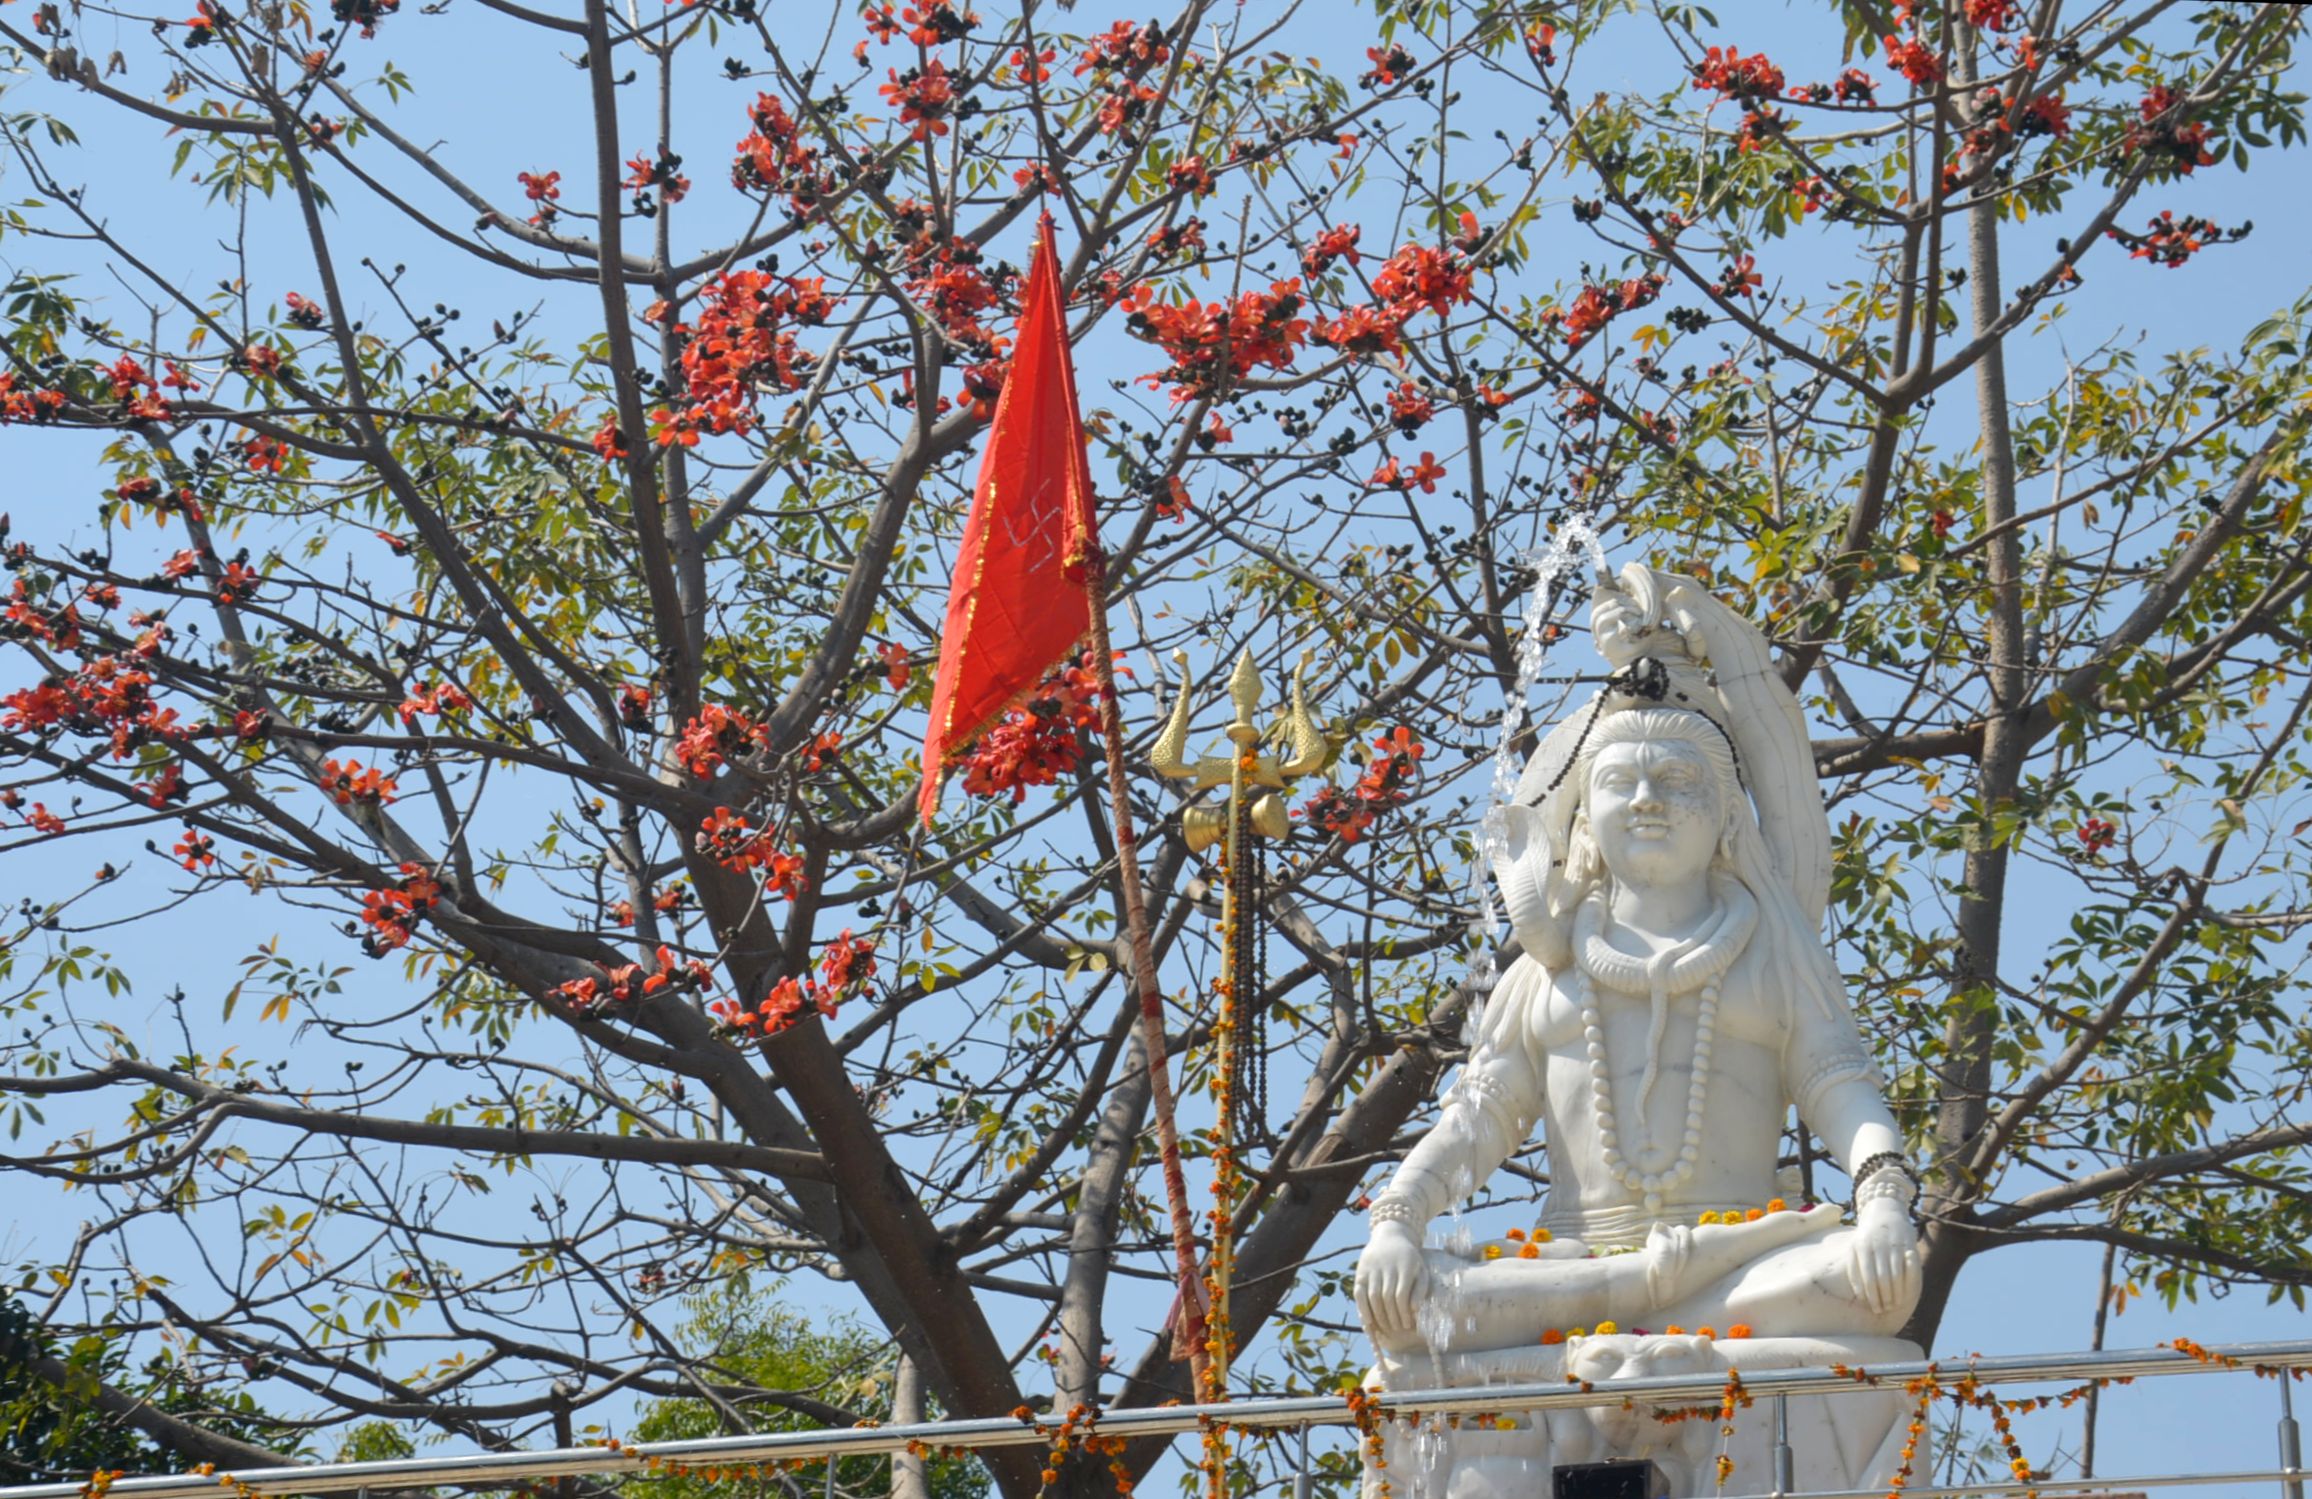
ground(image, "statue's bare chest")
xmin=1522 ymin=950 xmax=1793 ymax=1199
xmin=1526 ymin=948 xmax=1787 ymax=1058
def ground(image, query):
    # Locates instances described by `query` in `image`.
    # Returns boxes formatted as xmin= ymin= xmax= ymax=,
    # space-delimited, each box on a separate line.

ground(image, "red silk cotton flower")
xmin=1075 ymin=19 xmax=1167 ymax=78
xmin=398 ymin=680 xmax=472 ymax=726
xmin=1368 ymin=452 xmax=1447 ymax=494
xmin=654 ymin=270 xmax=836 ymax=443
xmin=358 ymin=863 xmax=441 ymax=956
xmin=318 ymin=757 xmax=398 ymax=807
xmin=1371 ymin=243 xmax=1474 ymax=319
xmin=1882 ymin=35 xmax=1943 ymax=88
xmin=693 ymin=807 xmax=806 ymax=902
xmin=956 ymin=649 xmax=1123 ymax=803
xmin=1303 ymin=727 xmax=1424 ymax=842
xmin=1690 ymin=46 xmax=1785 ymax=102
xmin=1122 ymin=279 xmax=1309 ymax=400
xmin=673 ymin=703 xmax=765 ymax=778
xmin=2126 ymin=85 xmax=2217 ymax=175
xmin=1300 ymin=223 xmax=1362 ymax=277
xmin=174 ymin=828 xmax=217 ymax=872
xmin=552 ymin=946 xmax=715 ymax=1013
xmin=1552 ymin=273 xmax=1665 ymax=351
xmin=879 ymin=59 xmax=957 ymax=140
xmin=709 ymin=929 xmax=879 ymax=1037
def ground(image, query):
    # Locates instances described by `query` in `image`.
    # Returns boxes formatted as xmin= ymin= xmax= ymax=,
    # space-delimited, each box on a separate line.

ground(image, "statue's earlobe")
xmin=1563 ymin=810 xmax=1599 ymax=893
xmin=1494 ymin=802 xmax=1535 ymax=868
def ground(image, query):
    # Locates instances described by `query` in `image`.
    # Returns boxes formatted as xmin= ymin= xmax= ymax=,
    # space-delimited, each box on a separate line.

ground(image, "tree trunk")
xmin=1906 ymin=24 xmax=2026 ymax=1351
xmin=891 ymin=1354 xmax=931 ymax=1499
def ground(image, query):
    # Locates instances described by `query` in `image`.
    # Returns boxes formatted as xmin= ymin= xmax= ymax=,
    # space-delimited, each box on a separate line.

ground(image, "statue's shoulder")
xmin=1488 ymin=953 xmax=1583 ymax=1053
xmin=1715 ymin=938 xmax=1798 ymax=1044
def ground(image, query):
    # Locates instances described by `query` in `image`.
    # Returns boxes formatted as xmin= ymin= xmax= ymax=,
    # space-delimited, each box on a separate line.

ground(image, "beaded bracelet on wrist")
xmin=1367 ymin=1198 xmax=1421 ymax=1226
xmin=1851 ymin=1150 xmax=1915 ymax=1190
xmin=1855 ymin=1173 xmax=1919 ymax=1209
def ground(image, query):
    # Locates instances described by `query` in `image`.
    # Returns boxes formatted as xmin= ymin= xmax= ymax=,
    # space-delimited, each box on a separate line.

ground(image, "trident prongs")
xmin=1152 ymin=649 xmax=1197 ymax=783
xmin=1273 ymin=651 xmax=1329 ymax=779
xmin=1154 ymin=647 xmax=1328 ymax=853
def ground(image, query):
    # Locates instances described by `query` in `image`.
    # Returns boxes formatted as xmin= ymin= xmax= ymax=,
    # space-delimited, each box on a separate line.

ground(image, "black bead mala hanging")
xmin=1225 ymin=788 xmax=1269 ymax=1153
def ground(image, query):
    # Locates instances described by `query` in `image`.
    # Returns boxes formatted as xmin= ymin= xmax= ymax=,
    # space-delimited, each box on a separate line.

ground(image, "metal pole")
xmin=2281 ymin=1374 xmax=2304 ymax=1499
xmin=1210 ymin=657 xmax=1258 ymax=1398
xmin=1292 ymin=1424 xmax=1311 ymax=1499
xmin=1772 ymin=1392 xmax=1794 ymax=1497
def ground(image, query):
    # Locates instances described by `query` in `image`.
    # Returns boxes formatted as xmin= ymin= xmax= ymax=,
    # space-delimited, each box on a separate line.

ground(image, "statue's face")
xmin=1585 ymin=737 xmax=1721 ymax=887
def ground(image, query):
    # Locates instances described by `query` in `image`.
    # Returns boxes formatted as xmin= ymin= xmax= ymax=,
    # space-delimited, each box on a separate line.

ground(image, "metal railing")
xmin=2 ymin=1339 xmax=2305 ymax=1499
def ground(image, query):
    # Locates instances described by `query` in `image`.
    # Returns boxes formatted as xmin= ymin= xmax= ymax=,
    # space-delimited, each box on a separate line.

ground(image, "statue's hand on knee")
xmin=1355 ymin=1221 xmax=1431 ymax=1341
xmin=1846 ymin=1196 xmax=1921 ymax=1317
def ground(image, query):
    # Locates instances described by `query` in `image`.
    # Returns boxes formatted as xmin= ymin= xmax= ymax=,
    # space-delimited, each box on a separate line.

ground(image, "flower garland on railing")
xmin=1016 ymin=1402 xmax=1134 ymax=1495
xmin=1343 ymin=1384 xmax=1391 ymax=1499
xmin=1712 ymin=1368 xmax=1751 ymax=1488
xmin=596 ymin=1432 xmax=840 ymax=1487
xmin=1885 ymin=1372 xmax=1936 ymax=1495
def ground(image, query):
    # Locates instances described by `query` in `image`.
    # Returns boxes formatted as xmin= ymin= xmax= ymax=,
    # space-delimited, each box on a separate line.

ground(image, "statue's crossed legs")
xmin=1368 ymin=1206 xmax=1911 ymax=1358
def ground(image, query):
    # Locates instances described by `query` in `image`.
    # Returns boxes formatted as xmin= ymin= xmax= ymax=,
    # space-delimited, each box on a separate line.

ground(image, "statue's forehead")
xmin=1589 ymin=735 xmax=1713 ymax=775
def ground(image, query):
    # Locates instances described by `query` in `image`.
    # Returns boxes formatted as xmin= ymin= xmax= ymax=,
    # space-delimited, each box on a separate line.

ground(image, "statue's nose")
xmin=1630 ymin=778 xmax=1665 ymax=811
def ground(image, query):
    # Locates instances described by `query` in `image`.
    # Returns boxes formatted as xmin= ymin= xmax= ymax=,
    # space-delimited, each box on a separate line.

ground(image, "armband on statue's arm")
xmin=1793 ymin=1049 xmax=1883 ymax=1126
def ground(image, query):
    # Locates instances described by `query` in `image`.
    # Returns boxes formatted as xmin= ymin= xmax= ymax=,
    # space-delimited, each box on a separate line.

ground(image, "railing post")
xmin=2281 ymin=1374 xmax=2304 ymax=1499
xmin=1293 ymin=1424 xmax=1312 ymax=1499
xmin=1771 ymin=1393 xmax=1794 ymax=1498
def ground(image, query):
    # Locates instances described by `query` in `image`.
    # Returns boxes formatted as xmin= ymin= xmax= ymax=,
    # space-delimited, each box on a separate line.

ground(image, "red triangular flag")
xmin=918 ymin=216 xmax=1100 ymax=824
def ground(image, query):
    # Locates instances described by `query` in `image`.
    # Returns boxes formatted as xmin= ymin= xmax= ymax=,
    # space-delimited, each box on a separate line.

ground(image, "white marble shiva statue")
xmin=1354 ymin=564 xmax=1925 ymax=1497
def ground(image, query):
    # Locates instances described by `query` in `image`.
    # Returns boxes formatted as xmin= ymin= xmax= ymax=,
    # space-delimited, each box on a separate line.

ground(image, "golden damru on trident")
xmin=1150 ymin=648 xmax=1327 ymax=1399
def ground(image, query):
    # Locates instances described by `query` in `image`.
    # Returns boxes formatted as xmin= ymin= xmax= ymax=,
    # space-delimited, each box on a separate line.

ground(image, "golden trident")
xmin=1150 ymin=648 xmax=1329 ymax=848
xmin=1149 ymin=648 xmax=1328 ymax=1401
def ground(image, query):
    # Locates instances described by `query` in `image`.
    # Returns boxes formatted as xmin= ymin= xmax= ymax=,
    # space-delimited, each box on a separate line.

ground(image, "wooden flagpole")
xmin=1082 ymin=555 xmax=1212 ymax=1398
xmin=1010 ymin=203 xmax=1209 ymax=1396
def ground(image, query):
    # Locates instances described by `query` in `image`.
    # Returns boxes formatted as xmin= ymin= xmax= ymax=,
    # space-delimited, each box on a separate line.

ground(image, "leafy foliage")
xmin=621 ymin=1286 xmax=986 ymax=1499
xmin=0 ymin=1295 xmax=290 ymax=1483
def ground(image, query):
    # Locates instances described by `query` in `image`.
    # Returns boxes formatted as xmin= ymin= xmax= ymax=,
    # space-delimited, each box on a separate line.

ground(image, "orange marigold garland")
xmin=1008 ymin=1403 xmax=1138 ymax=1498
xmin=1200 ymin=749 xmax=1263 ymax=1497
xmin=1886 ymin=1371 xmax=1940 ymax=1495
xmin=2171 ymin=1335 xmax=2309 ymax=1381
xmin=1710 ymin=1368 xmax=1750 ymax=1491
xmin=1343 ymin=1384 xmax=1391 ymax=1499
